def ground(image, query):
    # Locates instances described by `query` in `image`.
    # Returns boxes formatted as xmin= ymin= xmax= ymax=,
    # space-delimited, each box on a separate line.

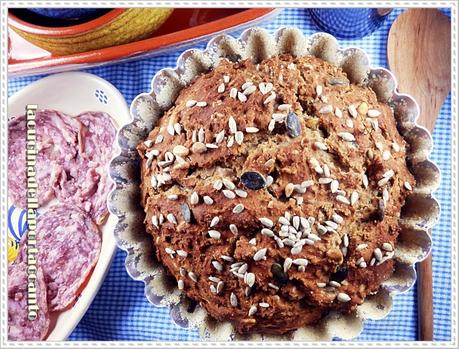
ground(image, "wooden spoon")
xmin=387 ymin=8 xmax=451 ymax=341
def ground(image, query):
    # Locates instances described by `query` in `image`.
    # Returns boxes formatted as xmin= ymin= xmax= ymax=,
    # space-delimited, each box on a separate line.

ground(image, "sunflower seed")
xmin=337 ymin=292 xmax=351 ymax=302
xmin=212 ymin=260 xmax=223 ymax=272
xmin=319 ymin=105 xmax=333 ymax=114
xmin=367 ymin=109 xmax=381 ymax=118
xmin=246 ymin=127 xmax=259 ymax=133
xmin=348 ymin=104 xmax=358 ymax=118
xmin=248 ymin=305 xmax=257 ymax=316
xmin=229 ymin=224 xmax=238 ymax=234
xmin=208 ymin=230 xmax=221 ymax=239
xmin=210 ymin=216 xmax=220 ymax=228
xmin=338 ymin=132 xmax=355 ymax=142
xmin=316 ymin=85 xmax=323 ymax=97
xmin=186 ymin=100 xmax=197 ymax=108
xmin=166 ymin=213 xmax=177 ymax=224
xmin=203 ymin=196 xmax=214 ymax=205
xmin=374 ymin=248 xmax=383 ymax=261
xmin=336 ymin=195 xmax=350 ymax=205
xmin=233 ymin=204 xmax=244 ymax=214
xmin=191 ymin=142 xmax=207 ymax=154
xmin=223 ymin=190 xmax=236 ymax=199
xmin=188 ymin=271 xmax=198 ymax=282
xmin=230 ymin=292 xmax=238 ymax=307
xmin=331 ymin=107 xmax=342 ymax=119
xmin=213 ymin=179 xmax=223 ymax=191
xmin=264 ymin=91 xmax=276 ymax=104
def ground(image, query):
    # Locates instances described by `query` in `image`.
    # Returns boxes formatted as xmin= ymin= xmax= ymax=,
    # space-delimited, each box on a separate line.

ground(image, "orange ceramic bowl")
xmin=8 ymin=8 xmax=174 ymax=55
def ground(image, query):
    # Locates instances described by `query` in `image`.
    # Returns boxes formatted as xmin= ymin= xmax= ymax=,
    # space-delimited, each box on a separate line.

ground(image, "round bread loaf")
xmin=138 ymin=54 xmax=415 ymax=334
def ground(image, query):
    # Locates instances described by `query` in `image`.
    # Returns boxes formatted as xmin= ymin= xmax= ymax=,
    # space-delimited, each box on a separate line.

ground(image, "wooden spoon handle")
xmin=417 ymin=253 xmax=433 ymax=340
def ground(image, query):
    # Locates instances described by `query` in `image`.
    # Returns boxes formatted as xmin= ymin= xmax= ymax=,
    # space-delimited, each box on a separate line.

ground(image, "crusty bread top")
xmin=137 ymin=54 xmax=415 ymax=334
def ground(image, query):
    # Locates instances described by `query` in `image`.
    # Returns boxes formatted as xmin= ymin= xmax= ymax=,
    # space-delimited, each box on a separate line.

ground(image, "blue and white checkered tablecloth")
xmin=8 ymin=7 xmax=451 ymax=342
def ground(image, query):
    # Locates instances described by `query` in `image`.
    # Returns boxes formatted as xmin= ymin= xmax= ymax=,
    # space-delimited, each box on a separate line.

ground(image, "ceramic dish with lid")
xmin=108 ymin=27 xmax=440 ymax=340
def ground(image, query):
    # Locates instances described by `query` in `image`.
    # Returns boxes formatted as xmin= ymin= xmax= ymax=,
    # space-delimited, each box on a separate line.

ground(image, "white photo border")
xmin=0 ymin=1 xmax=457 ymax=348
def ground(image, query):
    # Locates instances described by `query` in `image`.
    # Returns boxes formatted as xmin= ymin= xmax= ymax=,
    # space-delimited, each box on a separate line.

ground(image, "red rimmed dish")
xmin=8 ymin=8 xmax=279 ymax=77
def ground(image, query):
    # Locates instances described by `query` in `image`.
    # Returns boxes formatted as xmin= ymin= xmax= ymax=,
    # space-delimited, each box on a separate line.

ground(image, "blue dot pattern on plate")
xmin=95 ymin=89 xmax=108 ymax=104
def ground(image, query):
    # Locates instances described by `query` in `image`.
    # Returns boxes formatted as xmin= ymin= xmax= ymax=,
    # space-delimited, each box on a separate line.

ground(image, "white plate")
xmin=7 ymin=72 xmax=130 ymax=340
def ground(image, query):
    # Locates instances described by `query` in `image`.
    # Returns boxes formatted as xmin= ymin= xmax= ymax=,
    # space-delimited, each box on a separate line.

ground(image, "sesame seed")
xmin=177 ymin=279 xmax=184 ymax=290
xmin=212 ymin=260 xmax=223 ymax=272
xmin=198 ymin=127 xmax=205 ymax=143
xmin=227 ymin=136 xmax=234 ymax=147
xmin=221 ymin=255 xmax=234 ymax=262
xmin=233 ymin=204 xmax=245 ymax=214
xmin=346 ymin=119 xmax=354 ymax=128
xmin=337 ymin=293 xmax=351 ymax=302
xmin=151 ymin=215 xmax=159 ymax=228
xmin=223 ymin=190 xmax=236 ymax=199
xmin=268 ymin=119 xmax=276 ymax=132
xmin=370 ymin=119 xmax=379 ymax=131
xmin=343 ymin=234 xmax=349 ymax=247
xmin=222 ymin=178 xmax=235 ymax=190
xmin=165 ymin=247 xmax=175 ymax=255
xmin=235 ymin=131 xmax=244 ymax=145
xmin=370 ymin=258 xmax=376 ymax=266
xmin=392 ymin=142 xmax=401 ymax=152
xmin=216 ymin=281 xmax=224 ymax=294
xmin=314 ymin=141 xmax=328 ymax=151
xmin=167 ymin=213 xmax=177 ymax=224
xmin=213 ymin=179 xmax=223 ymax=191
xmin=208 ymin=230 xmax=221 ymax=239
xmin=248 ymin=305 xmax=257 ymax=316
xmin=382 ymin=242 xmax=393 ymax=252
xmin=378 ymin=176 xmax=390 ymax=187
xmin=210 ymin=285 xmax=217 ymax=294
xmin=238 ymin=92 xmax=248 ymax=102
xmin=246 ymin=127 xmax=259 ymax=133
xmin=278 ymin=104 xmax=291 ymax=112
xmin=268 ymin=283 xmax=279 ymax=290
xmin=210 ymin=216 xmax=220 ymax=227
xmin=235 ymin=189 xmax=248 ymax=198
xmin=293 ymin=258 xmax=308 ymax=266
xmin=188 ymin=271 xmax=198 ymax=282
xmin=351 ymin=191 xmax=359 ymax=205
xmin=177 ymin=250 xmax=188 ymax=257
xmin=230 ymin=87 xmax=238 ymax=99
xmin=348 ymin=105 xmax=358 ymax=118
xmin=159 ymin=214 xmax=164 ymax=224
xmin=383 ymin=188 xmax=389 ymax=203
xmin=338 ymin=132 xmax=356 ymax=142
xmin=367 ymin=109 xmax=381 ymax=117
xmin=186 ymin=100 xmax=197 ymax=108
xmin=172 ymin=145 xmax=189 ymax=157
xmin=191 ymin=142 xmax=207 ymax=154
xmin=359 ymin=261 xmax=367 ymax=268
xmin=196 ymin=101 xmax=207 ymax=107
xmin=336 ymin=195 xmax=350 ymax=205
xmin=246 ymin=273 xmax=256 ymax=288
xmin=229 ymin=224 xmax=238 ymax=234
xmin=335 ymin=107 xmax=343 ymax=118
xmin=241 ymin=81 xmax=254 ymax=90
xmin=291 ymin=245 xmax=302 ymax=255
xmin=314 ymin=166 xmax=324 ymax=174
xmin=272 ymin=113 xmax=286 ymax=122
xmin=317 ymin=224 xmax=328 ymax=235
xmin=404 ymin=181 xmax=413 ymax=191
xmin=223 ymin=75 xmax=230 ymax=83
xmin=266 ymin=175 xmax=274 ymax=186
xmin=217 ymin=83 xmax=225 ymax=93
xmin=319 ymin=105 xmax=333 ymax=114
xmin=317 ymin=282 xmax=327 ymax=288
xmin=325 ymin=220 xmax=338 ymax=230
xmin=230 ymin=292 xmax=238 ymax=307
xmin=203 ymin=196 xmax=214 ymax=205
xmin=206 ymin=143 xmax=218 ymax=149
xmin=253 ymin=248 xmax=267 ymax=261
xmin=356 ymin=244 xmax=368 ymax=251
xmin=238 ymin=263 xmax=248 ymax=274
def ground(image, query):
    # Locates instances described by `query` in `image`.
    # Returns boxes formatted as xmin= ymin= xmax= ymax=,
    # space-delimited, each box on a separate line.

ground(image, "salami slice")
xmin=8 ymin=110 xmax=81 ymax=208
xmin=34 ymin=203 xmax=102 ymax=310
xmin=8 ymin=262 xmax=49 ymax=341
xmin=57 ymin=112 xmax=116 ymax=224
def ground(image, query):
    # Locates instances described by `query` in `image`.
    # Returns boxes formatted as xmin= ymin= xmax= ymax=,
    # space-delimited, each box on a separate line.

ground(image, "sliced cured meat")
xmin=57 ymin=112 xmax=116 ymax=224
xmin=8 ymin=110 xmax=81 ymax=208
xmin=34 ymin=202 xmax=102 ymax=310
xmin=8 ymin=262 xmax=49 ymax=341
